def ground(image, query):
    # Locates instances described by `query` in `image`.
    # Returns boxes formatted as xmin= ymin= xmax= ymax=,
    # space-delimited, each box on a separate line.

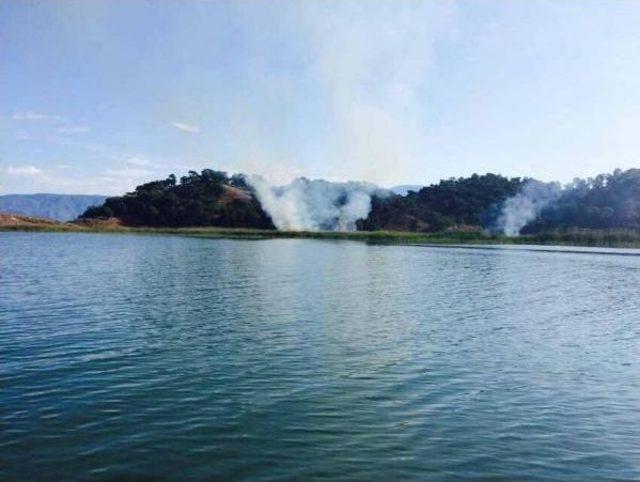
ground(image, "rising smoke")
xmin=248 ymin=176 xmax=388 ymax=231
xmin=227 ymin=2 xmax=458 ymax=187
xmin=496 ymin=180 xmax=562 ymax=236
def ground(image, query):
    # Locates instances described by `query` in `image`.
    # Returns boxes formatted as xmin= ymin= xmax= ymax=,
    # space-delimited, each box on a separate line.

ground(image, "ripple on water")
xmin=1 ymin=233 xmax=640 ymax=480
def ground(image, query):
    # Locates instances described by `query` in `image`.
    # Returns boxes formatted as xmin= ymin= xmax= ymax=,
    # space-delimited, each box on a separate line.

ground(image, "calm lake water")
xmin=2 ymin=233 xmax=639 ymax=481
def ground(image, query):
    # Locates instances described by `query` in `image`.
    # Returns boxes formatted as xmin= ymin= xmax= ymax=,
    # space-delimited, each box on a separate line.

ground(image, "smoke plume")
xmin=248 ymin=176 xmax=387 ymax=231
xmin=497 ymin=180 xmax=562 ymax=236
xmin=226 ymin=2 xmax=458 ymax=186
xmin=300 ymin=2 xmax=457 ymax=185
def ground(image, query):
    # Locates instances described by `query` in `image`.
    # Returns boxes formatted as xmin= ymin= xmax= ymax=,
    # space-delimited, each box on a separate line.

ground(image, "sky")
xmin=1 ymin=0 xmax=640 ymax=195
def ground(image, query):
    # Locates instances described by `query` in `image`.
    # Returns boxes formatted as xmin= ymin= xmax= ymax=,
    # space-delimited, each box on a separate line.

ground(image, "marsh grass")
xmin=3 ymin=223 xmax=640 ymax=248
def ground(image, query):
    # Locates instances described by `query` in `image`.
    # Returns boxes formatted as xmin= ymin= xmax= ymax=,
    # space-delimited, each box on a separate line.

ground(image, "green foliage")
xmin=359 ymin=173 xmax=523 ymax=232
xmin=4 ymin=222 xmax=640 ymax=248
xmin=77 ymin=167 xmax=640 ymax=234
xmin=79 ymin=170 xmax=275 ymax=229
xmin=522 ymin=168 xmax=640 ymax=232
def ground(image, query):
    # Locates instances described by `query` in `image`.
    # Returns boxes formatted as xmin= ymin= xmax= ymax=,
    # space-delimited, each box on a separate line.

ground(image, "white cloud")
xmin=124 ymin=156 xmax=152 ymax=167
xmin=13 ymin=132 xmax=32 ymax=141
xmin=12 ymin=111 xmax=63 ymax=122
xmin=171 ymin=121 xmax=201 ymax=133
xmin=53 ymin=126 xmax=90 ymax=134
xmin=6 ymin=165 xmax=43 ymax=176
xmin=104 ymin=167 xmax=153 ymax=178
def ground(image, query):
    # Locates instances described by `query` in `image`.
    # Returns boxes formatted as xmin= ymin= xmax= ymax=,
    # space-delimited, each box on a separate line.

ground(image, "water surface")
xmin=2 ymin=233 xmax=639 ymax=480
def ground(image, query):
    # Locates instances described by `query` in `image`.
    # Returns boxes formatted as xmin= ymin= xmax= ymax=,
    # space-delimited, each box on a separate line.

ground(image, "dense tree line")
xmin=522 ymin=168 xmax=640 ymax=233
xmin=81 ymin=169 xmax=275 ymax=229
xmin=360 ymin=168 xmax=640 ymax=234
xmin=80 ymin=167 xmax=640 ymax=233
xmin=358 ymin=173 xmax=524 ymax=232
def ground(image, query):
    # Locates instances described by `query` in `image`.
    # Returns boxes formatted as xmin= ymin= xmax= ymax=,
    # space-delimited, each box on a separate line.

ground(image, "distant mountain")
xmin=0 ymin=194 xmax=107 ymax=221
xmin=390 ymin=185 xmax=423 ymax=196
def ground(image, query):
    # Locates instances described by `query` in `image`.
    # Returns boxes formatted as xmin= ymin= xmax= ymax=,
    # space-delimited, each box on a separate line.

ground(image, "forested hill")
xmin=522 ymin=168 xmax=640 ymax=233
xmin=358 ymin=174 xmax=524 ymax=232
xmin=82 ymin=171 xmax=527 ymax=232
xmin=359 ymin=168 xmax=640 ymax=234
xmin=80 ymin=170 xmax=274 ymax=229
xmin=79 ymin=167 xmax=640 ymax=235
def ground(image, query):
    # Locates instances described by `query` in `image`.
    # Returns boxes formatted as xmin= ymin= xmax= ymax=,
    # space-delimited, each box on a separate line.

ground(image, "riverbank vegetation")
xmin=3 ymin=220 xmax=640 ymax=249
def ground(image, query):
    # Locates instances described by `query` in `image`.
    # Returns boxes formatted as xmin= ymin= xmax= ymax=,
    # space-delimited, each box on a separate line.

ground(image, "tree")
xmin=359 ymin=173 xmax=522 ymax=232
xmin=80 ymin=169 xmax=275 ymax=229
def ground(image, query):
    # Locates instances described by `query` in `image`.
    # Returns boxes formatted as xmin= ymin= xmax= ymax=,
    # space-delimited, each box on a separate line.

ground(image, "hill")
xmin=80 ymin=170 xmax=274 ymax=229
xmin=521 ymin=168 xmax=640 ymax=233
xmin=360 ymin=174 xmax=524 ymax=232
xmin=360 ymin=168 xmax=640 ymax=235
xmin=0 ymin=194 xmax=107 ymax=221
xmin=77 ymin=167 xmax=640 ymax=236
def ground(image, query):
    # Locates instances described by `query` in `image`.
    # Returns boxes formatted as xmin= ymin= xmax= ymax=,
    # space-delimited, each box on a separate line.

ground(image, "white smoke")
xmin=302 ymin=2 xmax=458 ymax=185
xmin=248 ymin=176 xmax=387 ymax=231
xmin=226 ymin=2 xmax=459 ymax=186
xmin=497 ymin=180 xmax=562 ymax=236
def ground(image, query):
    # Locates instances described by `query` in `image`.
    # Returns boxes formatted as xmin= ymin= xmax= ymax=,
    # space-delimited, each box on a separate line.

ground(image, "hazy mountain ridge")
xmin=0 ymin=194 xmax=107 ymax=221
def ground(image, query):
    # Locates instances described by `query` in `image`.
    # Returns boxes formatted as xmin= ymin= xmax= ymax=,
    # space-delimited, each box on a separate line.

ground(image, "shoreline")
xmin=3 ymin=224 xmax=640 ymax=248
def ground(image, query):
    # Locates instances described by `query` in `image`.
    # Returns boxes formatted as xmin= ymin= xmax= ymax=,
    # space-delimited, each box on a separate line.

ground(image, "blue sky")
xmin=1 ymin=0 xmax=639 ymax=195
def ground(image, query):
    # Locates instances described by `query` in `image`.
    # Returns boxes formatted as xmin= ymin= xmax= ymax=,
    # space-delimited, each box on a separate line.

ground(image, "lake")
xmin=1 ymin=232 xmax=639 ymax=480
